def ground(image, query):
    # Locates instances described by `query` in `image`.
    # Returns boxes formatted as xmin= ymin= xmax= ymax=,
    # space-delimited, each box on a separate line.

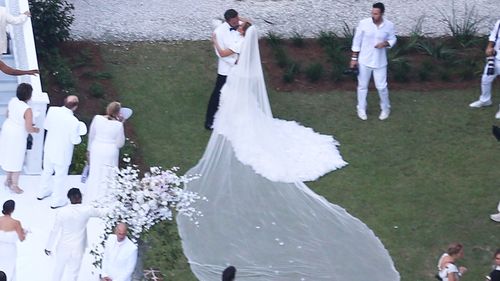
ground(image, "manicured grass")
xmin=101 ymin=41 xmax=500 ymax=281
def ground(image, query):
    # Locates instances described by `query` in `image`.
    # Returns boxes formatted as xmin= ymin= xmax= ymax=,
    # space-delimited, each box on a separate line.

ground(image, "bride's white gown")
xmin=177 ymin=26 xmax=399 ymax=280
xmin=0 ymin=230 xmax=18 ymax=280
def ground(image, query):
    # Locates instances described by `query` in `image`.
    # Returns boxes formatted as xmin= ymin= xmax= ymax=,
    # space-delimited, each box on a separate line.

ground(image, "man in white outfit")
xmin=45 ymin=188 xmax=105 ymax=281
xmin=37 ymin=95 xmax=85 ymax=208
xmin=350 ymin=2 xmax=397 ymax=121
xmin=0 ymin=7 xmax=30 ymax=55
xmin=468 ymin=19 xmax=500 ymax=118
xmin=204 ymin=8 xmax=241 ymax=130
xmin=101 ymin=223 xmax=138 ymax=281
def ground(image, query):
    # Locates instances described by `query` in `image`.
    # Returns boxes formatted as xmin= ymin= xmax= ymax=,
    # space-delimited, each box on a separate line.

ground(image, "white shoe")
xmin=357 ymin=110 xmax=367 ymax=120
xmin=469 ymin=100 xmax=492 ymax=108
xmin=379 ymin=109 xmax=390 ymax=121
xmin=490 ymin=213 xmax=500 ymax=222
xmin=495 ymin=105 xmax=500 ymax=119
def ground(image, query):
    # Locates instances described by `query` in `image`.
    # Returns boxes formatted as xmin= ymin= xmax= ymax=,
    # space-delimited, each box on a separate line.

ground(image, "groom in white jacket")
xmin=37 ymin=95 xmax=85 ymax=208
xmin=101 ymin=223 xmax=138 ymax=281
xmin=45 ymin=188 xmax=105 ymax=281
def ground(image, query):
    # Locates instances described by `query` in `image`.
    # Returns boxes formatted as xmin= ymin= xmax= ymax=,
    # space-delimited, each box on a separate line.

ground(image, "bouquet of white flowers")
xmin=90 ymin=163 xmax=201 ymax=268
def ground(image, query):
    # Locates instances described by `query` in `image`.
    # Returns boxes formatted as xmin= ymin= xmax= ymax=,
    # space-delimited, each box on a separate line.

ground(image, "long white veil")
xmin=177 ymin=26 xmax=399 ymax=281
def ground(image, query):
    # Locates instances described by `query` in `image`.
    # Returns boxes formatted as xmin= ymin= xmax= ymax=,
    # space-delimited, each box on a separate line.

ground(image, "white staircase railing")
xmin=6 ymin=0 xmax=49 ymax=174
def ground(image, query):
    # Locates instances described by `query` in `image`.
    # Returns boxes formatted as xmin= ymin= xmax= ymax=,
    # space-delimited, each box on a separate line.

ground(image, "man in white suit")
xmin=45 ymin=188 xmax=105 ymax=281
xmin=101 ymin=223 xmax=138 ymax=281
xmin=37 ymin=95 xmax=85 ymax=208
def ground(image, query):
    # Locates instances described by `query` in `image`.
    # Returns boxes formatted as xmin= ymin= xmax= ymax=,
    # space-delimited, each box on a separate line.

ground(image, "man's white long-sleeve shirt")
xmin=351 ymin=17 xmax=397 ymax=68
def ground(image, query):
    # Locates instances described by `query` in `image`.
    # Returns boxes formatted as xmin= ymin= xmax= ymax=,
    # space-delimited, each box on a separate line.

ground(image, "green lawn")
xmin=100 ymin=41 xmax=500 ymax=281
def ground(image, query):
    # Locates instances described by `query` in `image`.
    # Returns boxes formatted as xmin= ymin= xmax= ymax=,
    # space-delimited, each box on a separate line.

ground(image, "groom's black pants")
xmin=205 ymin=74 xmax=227 ymax=129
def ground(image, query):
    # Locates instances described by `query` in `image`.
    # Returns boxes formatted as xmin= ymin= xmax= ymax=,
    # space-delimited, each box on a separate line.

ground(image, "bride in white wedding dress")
xmin=177 ymin=25 xmax=399 ymax=280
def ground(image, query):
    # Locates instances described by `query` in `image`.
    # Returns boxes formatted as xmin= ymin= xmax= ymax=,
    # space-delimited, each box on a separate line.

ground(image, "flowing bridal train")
xmin=177 ymin=26 xmax=399 ymax=281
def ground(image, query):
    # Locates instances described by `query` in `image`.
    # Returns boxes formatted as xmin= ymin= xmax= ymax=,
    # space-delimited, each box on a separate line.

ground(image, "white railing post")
xmin=7 ymin=0 xmax=49 ymax=174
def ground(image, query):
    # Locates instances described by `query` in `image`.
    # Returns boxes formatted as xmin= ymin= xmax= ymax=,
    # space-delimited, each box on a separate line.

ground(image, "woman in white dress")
xmin=177 ymin=25 xmax=399 ymax=280
xmin=0 ymin=200 xmax=26 ymax=281
xmin=0 ymin=83 xmax=40 ymax=193
xmin=437 ymin=243 xmax=467 ymax=281
xmin=85 ymin=101 xmax=125 ymax=203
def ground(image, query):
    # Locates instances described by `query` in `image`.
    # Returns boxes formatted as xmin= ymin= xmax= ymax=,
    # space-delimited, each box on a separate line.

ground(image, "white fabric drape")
xmin=177 ymin=26 xmax=399 ymax=281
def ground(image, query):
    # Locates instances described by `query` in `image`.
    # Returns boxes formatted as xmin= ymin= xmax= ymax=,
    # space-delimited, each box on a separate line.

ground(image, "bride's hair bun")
xmin=2 ymin=200 xmax=15 ymax=215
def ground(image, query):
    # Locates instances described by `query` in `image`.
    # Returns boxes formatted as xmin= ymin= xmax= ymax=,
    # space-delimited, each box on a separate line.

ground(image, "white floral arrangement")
xmin=90 ymin=162 xmax=202 ymax=268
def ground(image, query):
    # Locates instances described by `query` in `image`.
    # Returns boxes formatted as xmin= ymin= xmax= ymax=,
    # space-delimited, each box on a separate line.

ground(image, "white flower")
xmin=90 ymin=163 xmax=202 ymax=269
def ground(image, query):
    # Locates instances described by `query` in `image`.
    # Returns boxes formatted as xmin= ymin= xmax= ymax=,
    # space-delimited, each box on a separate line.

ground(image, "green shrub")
xmin=318 ymin=31 xmax=337 ymax=48
xmin=29 ymin=0 xmax=74 ymax=49
xmin=390 ymin=58 xmax=411 ymax=82
xmin=120 ymin=138 xmax=139 ymax=167
xmin=69 ymin=136 xmax=87 ymax=174
xmin=266 ymin=32 xmax=283 ymax=47
xmin=82 ymin=71 xmax=113 ymax=80
xmin=274 ymin=47 xmax=290 ymax=68
xmin=291 ymin=31 xmax=305 ymax=48
xmin=46 ymin=50 xmax=74 ymax=88
xmin=438 ymin=2 xmax=485 ymax=47
xmin=418 ymin=59 xmax=435 ymax=81
xmin=71 ymin=49 xmax=94 ymax=69
xmin=438 ymin=68 xmax=452 ymax=81
xmin=417 ymin=39 xmax=456 ymax=60
xmin=89 ymin=82 xmax=105 ymax=98
xmin=283 ymin=62 xmax=300 ymax=83
xmin=305 ymin=63 xmax=324 ymax=82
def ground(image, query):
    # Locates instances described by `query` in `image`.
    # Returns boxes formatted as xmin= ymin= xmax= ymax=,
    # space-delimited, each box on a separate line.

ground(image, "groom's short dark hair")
xmin=224 ymin=9 xmax=238 ymax=21
xmin=0 ymin=270 xmax=6 ymax=281
xmin=373 ymin=2 xmax=385 ymax=13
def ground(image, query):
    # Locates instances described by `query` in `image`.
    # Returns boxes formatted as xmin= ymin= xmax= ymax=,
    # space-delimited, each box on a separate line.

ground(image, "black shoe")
xmin=50 ymin=205 xmax=65 ymax=209
xmin=204 ymin=123 xmax=213 ymax=130
xmin=493 ymin=125 xmax=500 ymax=141
xmin=37 ymin=194 xmax=51 ymax=201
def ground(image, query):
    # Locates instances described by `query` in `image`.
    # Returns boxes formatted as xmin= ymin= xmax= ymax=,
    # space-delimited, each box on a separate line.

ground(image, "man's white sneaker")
xmin=469 ymin=100 xmax=492 ymax=108
xmin=379 ymin=110 xmax=390 ymax=121
xmin=357 ymin=110 xmax=367 ymax=121
xmin=490 ymin=213 xmax=500 ymax=222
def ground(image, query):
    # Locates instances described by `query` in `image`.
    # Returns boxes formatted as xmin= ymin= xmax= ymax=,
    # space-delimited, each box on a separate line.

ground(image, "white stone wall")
xmin=68 ymin=0 xmax=499 ymax=41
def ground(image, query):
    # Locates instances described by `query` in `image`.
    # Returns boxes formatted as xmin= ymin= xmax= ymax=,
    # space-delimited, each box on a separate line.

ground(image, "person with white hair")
xmin=37 ymin=95 xmax=86 ymax=209
xmin=101 ymin=223 xmax=137 ymax=281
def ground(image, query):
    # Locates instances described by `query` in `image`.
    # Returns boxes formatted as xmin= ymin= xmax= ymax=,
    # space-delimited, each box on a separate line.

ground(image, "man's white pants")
xmin=51 ymin=248 xmax=84 ymax=281
xmin=478 ymin=58 xmax=500 ymax=103
xmin=357 ymin=63 xmax=390 ymax=112
xmin=38 ymin=155 xmax=70 ymax=207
